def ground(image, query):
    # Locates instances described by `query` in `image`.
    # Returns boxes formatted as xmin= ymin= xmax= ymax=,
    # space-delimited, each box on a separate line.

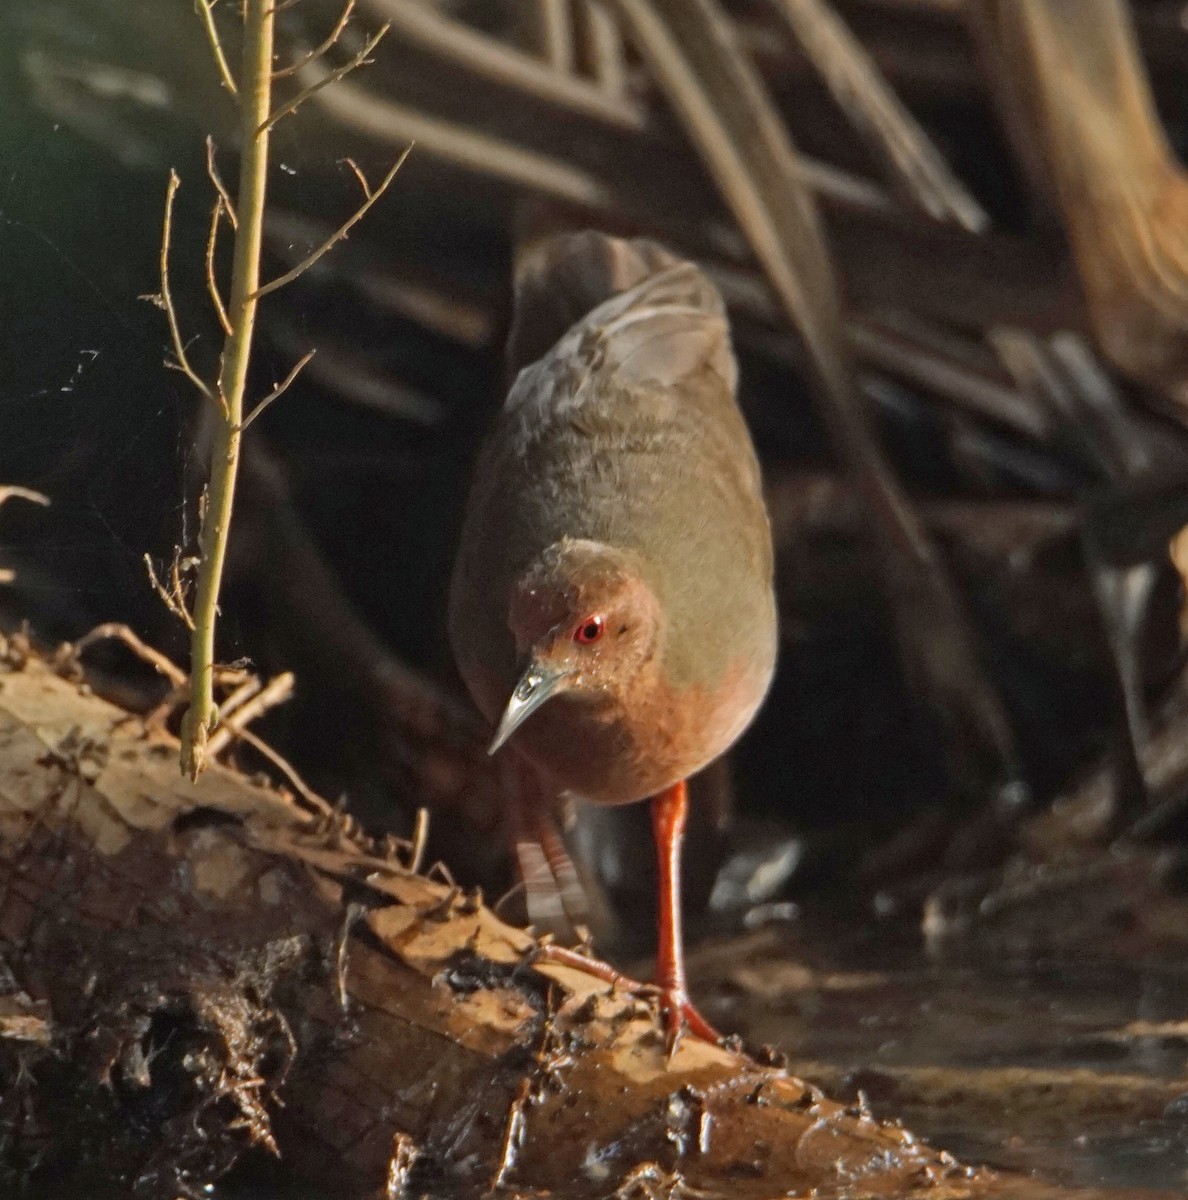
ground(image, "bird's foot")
xmin=527 ymin=943 xmax=721 ymax=1054
xmin=656 ymin=986 xmax=720 ymax=1057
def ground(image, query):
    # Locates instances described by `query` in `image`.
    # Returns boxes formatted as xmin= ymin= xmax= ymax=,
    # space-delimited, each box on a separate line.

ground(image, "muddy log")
xmin=0 ymin=646 xmax=1149 ymax=1199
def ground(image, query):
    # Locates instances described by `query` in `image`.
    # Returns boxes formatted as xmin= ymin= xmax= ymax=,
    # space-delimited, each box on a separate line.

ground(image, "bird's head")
xmin=488 ymin=538 xmax=661 ymax=754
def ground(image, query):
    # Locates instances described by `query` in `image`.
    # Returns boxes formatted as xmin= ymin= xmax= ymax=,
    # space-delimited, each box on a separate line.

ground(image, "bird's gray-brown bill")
xmin=488 ymin=662 xmax=571 ymax=755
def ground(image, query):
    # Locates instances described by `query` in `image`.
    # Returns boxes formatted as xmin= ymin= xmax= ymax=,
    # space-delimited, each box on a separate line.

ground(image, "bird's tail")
xmin=507 ymin=231 xmax=692 ymax=376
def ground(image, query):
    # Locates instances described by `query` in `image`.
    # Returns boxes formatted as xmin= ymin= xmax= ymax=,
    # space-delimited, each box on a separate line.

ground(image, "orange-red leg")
xmin=529 ymin=779 xmax=721 ymax=1054
xmin=651 ymin=779 xmax=720 ymax=1048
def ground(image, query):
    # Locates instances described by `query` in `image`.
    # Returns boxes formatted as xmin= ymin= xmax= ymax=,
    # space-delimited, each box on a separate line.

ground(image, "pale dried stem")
xmin=212 ymin=674 xmax=265 ymax=722
xmin=0 ymin=487 xmax=50 ymax=510
xmin=205 ymin=670 xmax=296 ymax=756
xmin=770 ymin=0 xmax=986 ymax=231
xmin=70 ymin=623 xmax=188 ymax=688
xmin=529 ymin=0 xmax=576 ymax=73
xmin=577 ymin=0 xmax=628 ymax=96
xmin=491 ymin=1079 xmax=530 ymax=1191
xmin=228 ymin=722 xmax=335 ymax=818
xmin=260 ymin=24 xmax=390 ymax=134
xmin=363 ymin=0 xmax=642 ymax=128
xmin=971 ymin=0 xmax=1188 ymax=404
xmin=340 ymin=156 xmax=370 ymax=197
xmin=273 ymin=0 xmax=356 ymax=77
xmin=252 ymin=144 xmax=410 ymax=299
xmin=407 ymin=806 xmax=430 ymax=875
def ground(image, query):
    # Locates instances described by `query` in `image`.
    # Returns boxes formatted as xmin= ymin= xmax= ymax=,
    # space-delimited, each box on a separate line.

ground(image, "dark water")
xmin=692 ymin=920 xmax=1188 ymax=1194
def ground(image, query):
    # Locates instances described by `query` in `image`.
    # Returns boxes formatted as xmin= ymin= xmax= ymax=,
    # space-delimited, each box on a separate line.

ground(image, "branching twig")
xmin=205 ymin=670 xmax=296 ymax=756
xmin=180 ymin=0 xmax=277 ymax=778
xmin=213 ymin=674 xmax=265 ymax=721
xmin=205 ymin=136 xmax=238 ymax=230
xmin=168 ymin=1 xmax=405 ymax=779
xmin=252 ymin=146 xmax=411 ymax=299
xmin=260 ymin=24 xmax=390 ymax=134
xmin=144 ymin=551 xmax=196 ymax=630
xmin=238 ymin=350 xmax=316 ymax=431
xmin=69 ymin=623 xmax=189 ymax=688
xmin=340 ymin=156 xmax=371 ymax=197
xmin=154 ymin=172 xmax=219 ymax=411
xmin=272 ymin=0 xmax=356 ymax=78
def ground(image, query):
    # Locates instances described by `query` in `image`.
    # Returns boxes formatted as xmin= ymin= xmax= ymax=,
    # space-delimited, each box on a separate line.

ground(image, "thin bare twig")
xmin=206 ymin=136 xmax=238 ymax=230
xmin=340 ymin=156 xmax=371 ymax=197
xmin=0 ymin=489 xmax=45 ymax=585
xmin=228 ymin=722 xmax=335 ymax=818
xmin=272 ymin=0 xmax=356 ymax=78
xmin=154 ymin=171 xmax=219 ymax=411
xmin=144 ymin=552 xmax=196 ymax=629
xmin=206 ymin=670 xmax=296 ymax=756
xmin=251 ymin=145 xmax=411 ymax=299
xmin=309 ymin=73 xmax=615 ymax=207
xmin=196 ymin=0 xmax=239 ymax=97
xmin=206 ymin=197 xmax=233 ymax=336
xmin=259 ymin=24 xmax=390 ymax=134
xmin=238 ymin=350 xmax=316 ymax=431
xmin=213 ymin=674 xmax=265 ymax=722
xmin=70 ymin=623 xmax=188 ymax=687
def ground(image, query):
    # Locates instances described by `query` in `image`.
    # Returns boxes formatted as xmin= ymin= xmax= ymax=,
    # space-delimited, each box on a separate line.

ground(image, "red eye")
xmin=573 ymin=615 xmax=605 ymax=645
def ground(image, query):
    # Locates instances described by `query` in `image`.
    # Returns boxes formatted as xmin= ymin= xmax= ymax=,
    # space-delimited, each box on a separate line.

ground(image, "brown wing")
xmin=449 ymin=232 xmax=774 ymax=723
xmin=505 ymin=231 xmax=688 ymax=378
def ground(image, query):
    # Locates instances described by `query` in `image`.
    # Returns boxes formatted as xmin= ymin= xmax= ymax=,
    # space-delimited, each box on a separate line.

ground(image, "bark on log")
xmin=0 ymin=646 xmax=1145 ymax=1198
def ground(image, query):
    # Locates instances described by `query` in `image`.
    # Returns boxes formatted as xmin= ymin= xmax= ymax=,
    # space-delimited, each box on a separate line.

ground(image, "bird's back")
xmin=450 ymin=233 xmax=776 ymax=756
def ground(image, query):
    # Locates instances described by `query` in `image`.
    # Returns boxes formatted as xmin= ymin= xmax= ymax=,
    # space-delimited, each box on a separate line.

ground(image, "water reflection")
xmin=691 ymin=920 xmax=1188 ymax=1193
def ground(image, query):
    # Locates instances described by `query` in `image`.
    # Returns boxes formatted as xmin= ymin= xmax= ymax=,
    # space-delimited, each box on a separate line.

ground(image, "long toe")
xmin=658 ymin=987 xmax=721 ymax=1056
